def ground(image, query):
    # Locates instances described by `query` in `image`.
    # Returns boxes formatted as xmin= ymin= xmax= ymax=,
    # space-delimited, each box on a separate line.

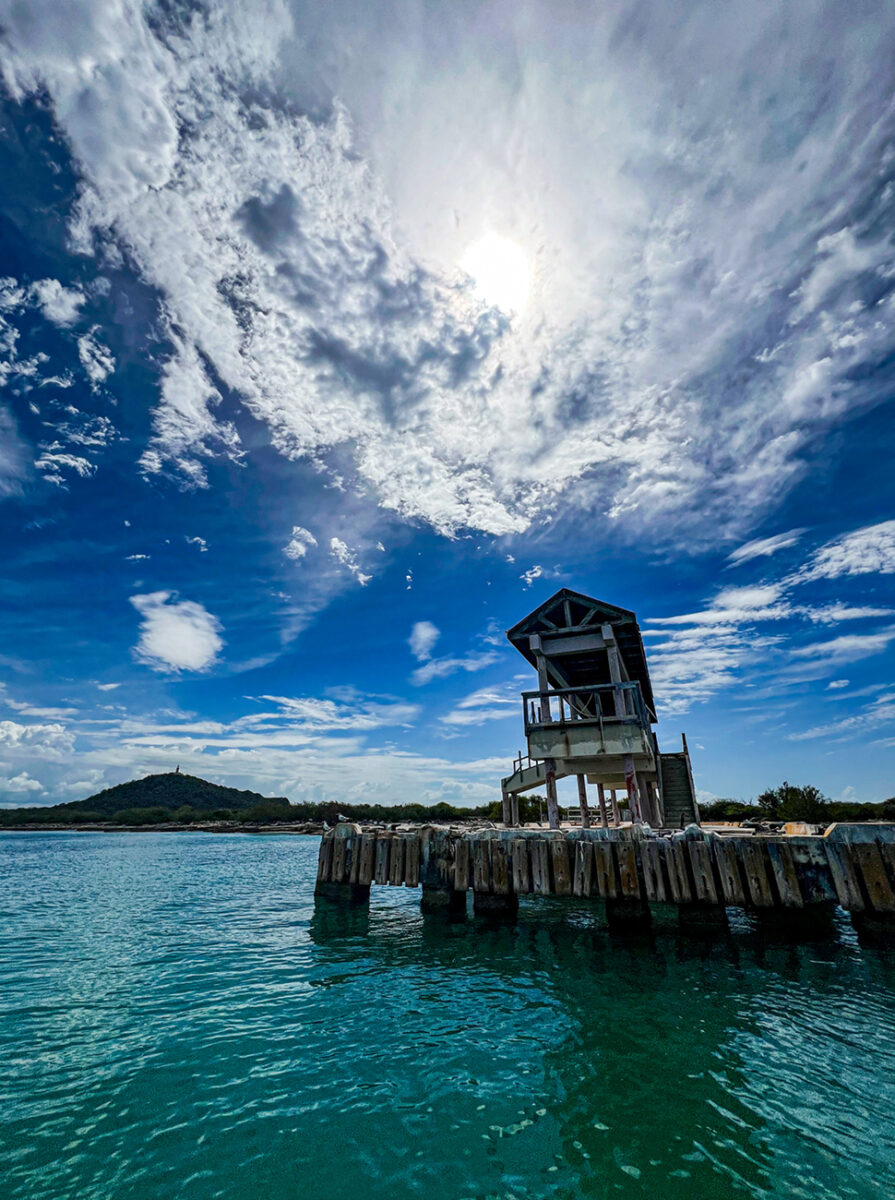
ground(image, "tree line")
xmin=2 ymin=781 xmax=892 ymax=828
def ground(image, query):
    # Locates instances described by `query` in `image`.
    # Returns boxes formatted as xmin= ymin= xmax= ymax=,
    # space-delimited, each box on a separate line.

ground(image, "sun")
xmin=461 ymin=233 xmax=532 ymax=314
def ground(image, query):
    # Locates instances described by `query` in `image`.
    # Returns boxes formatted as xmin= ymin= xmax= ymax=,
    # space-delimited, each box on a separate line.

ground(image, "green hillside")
xmin=66 ymin=772 xmax=288 ymax=815
xmin=0 ymin=772 xmax=293 ymax=825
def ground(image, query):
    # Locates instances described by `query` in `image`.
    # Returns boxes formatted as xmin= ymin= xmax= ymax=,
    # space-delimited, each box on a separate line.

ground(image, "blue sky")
xmin=0 ymin=0 xmax=893 ymax=809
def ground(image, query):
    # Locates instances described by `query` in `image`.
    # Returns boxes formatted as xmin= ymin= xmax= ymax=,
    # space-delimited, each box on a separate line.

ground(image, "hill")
xmin=64 ymin=772 xmax=289 ymax=816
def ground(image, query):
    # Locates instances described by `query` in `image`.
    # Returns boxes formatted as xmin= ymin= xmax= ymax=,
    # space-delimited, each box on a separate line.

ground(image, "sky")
xmin=0 ymin=0 xmax=893 ymax=810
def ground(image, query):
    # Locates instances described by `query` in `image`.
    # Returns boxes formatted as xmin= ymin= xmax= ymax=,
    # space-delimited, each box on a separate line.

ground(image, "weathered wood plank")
xmin=317 ymin=837 xmax=333 ymax=883
xmin=688 ymin=841 xmax=719 ymax=905
xmin=789 ymin=840 xmax=837 ymax=904
xmin=711 ymin=839 xmax=745 ymax=906
xmin=853 ymin=842 xmax=895 ymax=913
xmin=374 ymin=835 xmax=391 ymax=886
xmin=766 ymin=841 xmax=803 ymax=908
xmin=492 ymin=840 xmax=510 ymax=895
xmin=640 ymin=841 xmax=668 ymax=903
xmin=572 ymin=840 xmax=594 ymax=897
xmin=615 ymin=843 xmax=641 ymax=900
xmin=453 ymin=838 xmax=471 ymax=891
xmin=389 ymin=837 xmax=406 ymax=886
xmin=332 ymin=837 xmax=347 ymax=884
xmin=357 ymin=834 xmax=375 ymax=886
xmin=512 ymin=838 xmax=531 ymax=894
xmin=551 ymin=839 xmax=572 ymax=895
xmin=348 ymin=836 xmax=360 ymax=885
xmin=825 ymin=841 xmax=864 ymax=911
xmin=472 ymin=838 xmax=492 ymax=893
xmin=739 ymin=841 xmax=774 ymax=908
xmin=878 ymin=843 xmax=895 ymax=905
xmin=664 ymin=840 xmax=692 ymax=904
xmin=593 ymin=842 xmax=618 ymax=899
xmin=531 ymin=839 xmax=551 ymax=895
xmin=404 ymin=835 xmax=421 ymax=888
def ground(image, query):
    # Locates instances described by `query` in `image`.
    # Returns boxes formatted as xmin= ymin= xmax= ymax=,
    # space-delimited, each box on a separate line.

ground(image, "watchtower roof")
xmin=506 ymin=588 xmax=656 ymax=717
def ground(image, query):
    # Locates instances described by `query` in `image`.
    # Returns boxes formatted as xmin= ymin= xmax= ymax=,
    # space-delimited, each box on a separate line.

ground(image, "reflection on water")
xmin=2 ymin=832 xmax=895 ymax=1200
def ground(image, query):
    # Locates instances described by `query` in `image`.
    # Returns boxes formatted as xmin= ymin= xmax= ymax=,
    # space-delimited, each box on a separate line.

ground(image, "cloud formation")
xmin=3 ymin=1 xmax=894 ymax=543
xmin=130 ymin=592 xmax=224 ymax=672
xmin=409 ymin=620 xmax=440 ymax=662
xmin=798 ymin=520 xmax=895 ymax=583
xmin=283 ymin=526 xmax=317 ymax=560
xmin=727 ymin=529 xmax=805 ymax=566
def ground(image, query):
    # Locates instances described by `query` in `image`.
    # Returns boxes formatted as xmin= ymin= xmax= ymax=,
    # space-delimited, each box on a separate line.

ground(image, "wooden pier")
xmin=315 ymin=823 xmax=895 ymax=935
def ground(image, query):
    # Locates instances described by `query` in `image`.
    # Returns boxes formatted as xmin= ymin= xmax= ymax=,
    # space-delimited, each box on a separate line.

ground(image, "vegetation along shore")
xmin=2 ymin=772 xmax=893 ymax=833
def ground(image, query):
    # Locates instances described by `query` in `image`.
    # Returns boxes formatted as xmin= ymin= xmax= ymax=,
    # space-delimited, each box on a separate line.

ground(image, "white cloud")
xmin=28 ymin=279 xmax=85 ymax=327
xmin=789 ymin=692 xmax=895 ymax=741
xmin=789 ymin=629 xmax=895 ymax=665
xmin=130 ymin=591 xmax=224 ymax=672
xmin=409 ymin=620 xmax=440 ymax=662
xmin=139 ymin=338 xmax=241 ymax=489
xmin=804 ymin=605 xmax=895 ymax=624
xmin=78 ymin=328 xmax=115 ymax=386
xmin=0 ymin=771 xmax=43 ymax=794
xmin=520 ymin=565 xmax=544 ymax=589
xmin=411 ymin=651 xmax=498 ymax=687
xmin=826 ymin=679 xmax=850 ymax=690
xmin=5 ymin=2 xmax=894 ymax=542
xmin=727 ymin=528 xmax=805 ymax=565
xmin=0 ymin=720 xmax=75 ymax=758
xmin=254 ymin=694 xmax=418 ymax=732
xmin=440 ymin=683 xmax=519 ymax=726
xmin=186 ymin=536 xmax=208 ymax=552
xmin=283 ymin=526 xmax=316 ymax=560
xmin=798 ymin=520 xmax=895 ymax=583
xmin=34 ymin=451 xmax=96 ymax=482
xmin=96 ymin=683 xmax=120 ymax=691
xmin=329 ymin=537 xmax=371 ymax=586
xmin=0 ymin=407 xmax=30 ymax=498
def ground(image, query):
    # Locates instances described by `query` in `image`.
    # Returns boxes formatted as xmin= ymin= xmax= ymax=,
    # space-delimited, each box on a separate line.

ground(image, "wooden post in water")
xmin=545 ymin=758 xmax=560 ymax=829
xmin=314 ymin=824 xmax=371 ymax=905
xmin=596 ymin=782 xmax=609 ymax=828
xmin=577 ymin=775 xmax=591 ymax=829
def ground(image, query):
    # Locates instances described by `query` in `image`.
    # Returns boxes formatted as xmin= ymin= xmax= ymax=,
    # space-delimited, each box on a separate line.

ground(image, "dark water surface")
xmin=3 ymin=832 xmax=895 ymax=1200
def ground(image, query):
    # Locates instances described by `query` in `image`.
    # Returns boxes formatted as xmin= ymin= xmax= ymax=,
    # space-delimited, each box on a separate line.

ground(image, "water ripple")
xmin=3 ymin=831 xmax=895 ymax=1200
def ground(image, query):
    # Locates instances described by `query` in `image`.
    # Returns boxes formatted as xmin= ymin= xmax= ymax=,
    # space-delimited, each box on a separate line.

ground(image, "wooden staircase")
xmin=659 ymin=752 xmax=699 ymax=828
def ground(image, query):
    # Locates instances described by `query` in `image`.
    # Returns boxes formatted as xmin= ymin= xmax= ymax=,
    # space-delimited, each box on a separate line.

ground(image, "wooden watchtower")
xmin=500 ymin=589 xmax=698 ymax=830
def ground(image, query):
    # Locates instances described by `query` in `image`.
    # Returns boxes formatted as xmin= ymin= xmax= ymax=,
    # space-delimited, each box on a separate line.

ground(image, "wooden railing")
xmin=522 ymin=682 xmax=651 ymax=735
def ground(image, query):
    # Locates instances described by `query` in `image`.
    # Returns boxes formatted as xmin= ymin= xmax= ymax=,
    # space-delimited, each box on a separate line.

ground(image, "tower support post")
xmin=545 ymin=758 xmax=560 ymax=829
xmin=576 ymin=774 xmax=591 ymax=829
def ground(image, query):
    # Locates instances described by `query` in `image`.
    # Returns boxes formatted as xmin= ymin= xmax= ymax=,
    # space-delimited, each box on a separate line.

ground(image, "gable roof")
xmin=506 ymin=588 xmax=656 ymax=718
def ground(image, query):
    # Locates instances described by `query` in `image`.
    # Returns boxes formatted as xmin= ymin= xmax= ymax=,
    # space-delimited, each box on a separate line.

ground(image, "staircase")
xmin=659 ymin=752 xmax=699 ymax=828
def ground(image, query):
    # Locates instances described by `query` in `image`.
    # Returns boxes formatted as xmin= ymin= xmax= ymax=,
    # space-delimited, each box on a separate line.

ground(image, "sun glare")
xmin=461 ymin=233 xmax=532 ymax=314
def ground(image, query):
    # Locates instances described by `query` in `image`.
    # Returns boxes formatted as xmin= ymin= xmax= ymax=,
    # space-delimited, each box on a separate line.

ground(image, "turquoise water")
xmin=3 ymin=833 xmax=895 ymax=1199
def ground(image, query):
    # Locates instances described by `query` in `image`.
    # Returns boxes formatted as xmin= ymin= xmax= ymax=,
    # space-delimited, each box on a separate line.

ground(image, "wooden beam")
xmin=624 ymin=754 xmax=641 ymax=822
xmin=576 ymin=775 xmax=591 ymax=829
xmin=545 ymin=759 xmax=560 ymax=830
xmin=596 ymin=781 xmax=609 ymax=828
xmin=540 ymin=632 xmax=606 ymax=657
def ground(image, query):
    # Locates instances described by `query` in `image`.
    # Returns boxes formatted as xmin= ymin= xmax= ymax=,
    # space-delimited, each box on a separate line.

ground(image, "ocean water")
xmin=3 ymin=833 xmax=895 ymax=1200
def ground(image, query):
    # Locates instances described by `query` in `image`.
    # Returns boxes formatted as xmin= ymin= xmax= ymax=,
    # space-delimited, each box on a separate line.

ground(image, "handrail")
xmin=521 ymin=682 xmax=651 ymax=733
